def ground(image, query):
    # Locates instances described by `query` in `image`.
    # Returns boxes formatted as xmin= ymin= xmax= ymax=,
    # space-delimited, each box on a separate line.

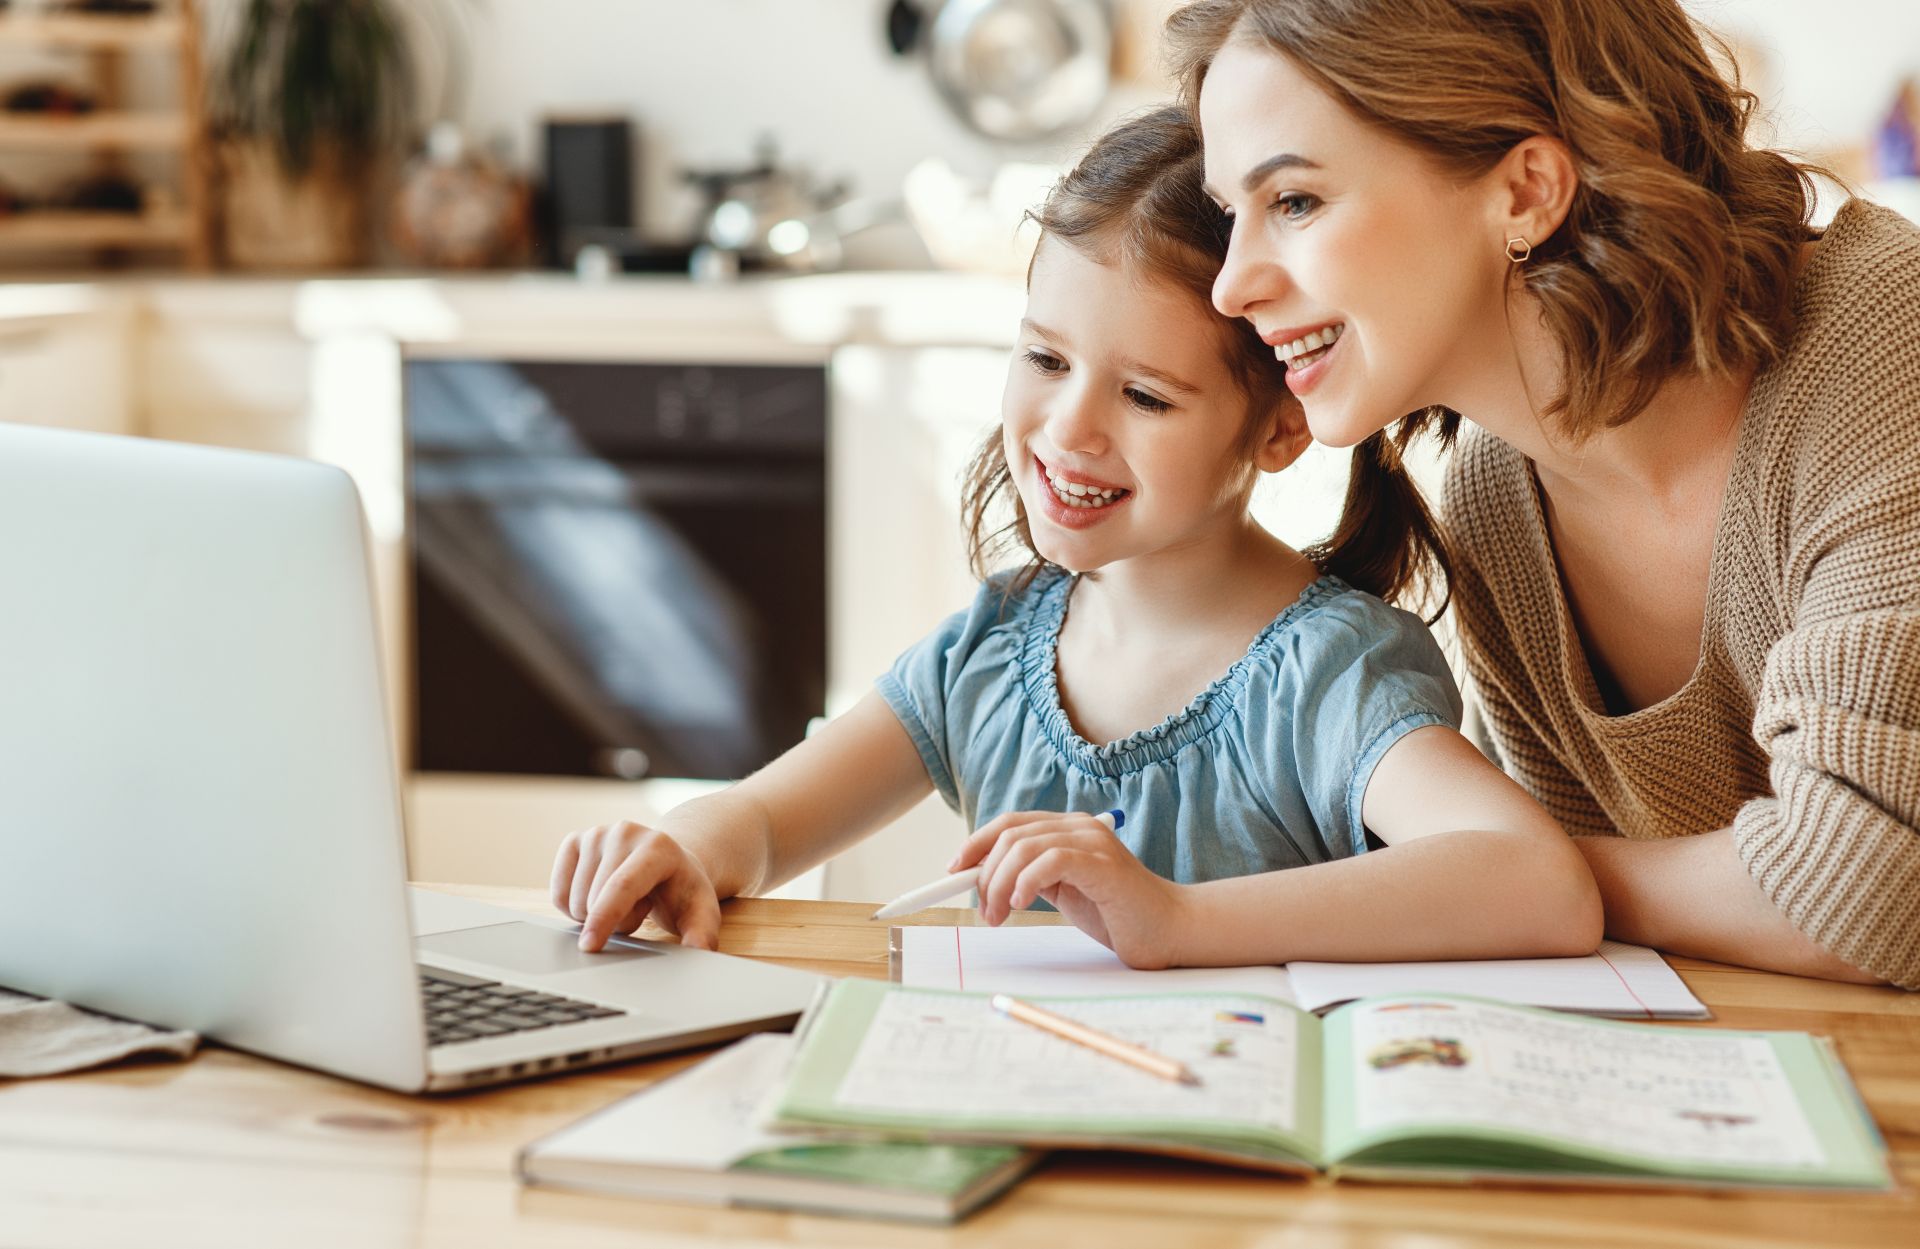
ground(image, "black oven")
xmin=403 ymin=357 xmax=827 ymax=781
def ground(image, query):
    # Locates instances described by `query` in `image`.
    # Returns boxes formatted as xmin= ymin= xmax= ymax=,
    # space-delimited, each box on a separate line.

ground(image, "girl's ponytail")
xmin=1306 ymin=414 xmax=1458 ymax=623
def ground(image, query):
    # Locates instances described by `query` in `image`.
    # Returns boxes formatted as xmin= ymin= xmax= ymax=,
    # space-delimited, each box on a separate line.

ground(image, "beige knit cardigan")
xmin=1443 ymin=197 xmax=1920 ymax=989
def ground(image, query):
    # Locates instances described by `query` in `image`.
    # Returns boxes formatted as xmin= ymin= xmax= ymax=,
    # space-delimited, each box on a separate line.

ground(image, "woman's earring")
xmin=1505 ymin=236 xmax=1533 ymax=263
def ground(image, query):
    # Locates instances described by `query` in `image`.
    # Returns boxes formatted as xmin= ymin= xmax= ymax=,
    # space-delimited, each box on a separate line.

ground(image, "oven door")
xmin=405 ymin=358 xmax=826 ymax=781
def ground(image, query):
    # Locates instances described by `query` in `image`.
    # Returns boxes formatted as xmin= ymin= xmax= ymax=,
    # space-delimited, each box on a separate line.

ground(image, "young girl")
xmin=553 ymin=106 xmax=1601 ymax=968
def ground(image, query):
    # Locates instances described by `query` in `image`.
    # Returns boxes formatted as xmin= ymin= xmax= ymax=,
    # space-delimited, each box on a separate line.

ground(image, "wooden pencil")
xmin=989 ymin=993 xmax=1201 ymax=1086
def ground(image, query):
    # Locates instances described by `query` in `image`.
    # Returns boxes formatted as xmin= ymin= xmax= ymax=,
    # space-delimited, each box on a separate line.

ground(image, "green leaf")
xmin=210 ymin=0 xmax=435 ymax=181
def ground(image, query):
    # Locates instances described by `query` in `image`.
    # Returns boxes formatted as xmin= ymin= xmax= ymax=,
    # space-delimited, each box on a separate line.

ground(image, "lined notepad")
xmin=1287 ymin=941 xmax=1708 ymax=1018
xmin=892 ymin=926 xmax=1707 ymax=1019
xmin=893 ymin=924 xmax=1296 ymax=999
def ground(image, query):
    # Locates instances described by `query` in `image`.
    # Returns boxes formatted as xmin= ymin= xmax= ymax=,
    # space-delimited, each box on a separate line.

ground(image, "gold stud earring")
xmin=1505 ymin=236 xmax=1533 ymax=263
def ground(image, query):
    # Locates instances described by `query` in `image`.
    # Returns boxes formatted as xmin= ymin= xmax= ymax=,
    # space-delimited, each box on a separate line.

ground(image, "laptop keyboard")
xmin=419 ymin=966 xmax=625 ymax=1047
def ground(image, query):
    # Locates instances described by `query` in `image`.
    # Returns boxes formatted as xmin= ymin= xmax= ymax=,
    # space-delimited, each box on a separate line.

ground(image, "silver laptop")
xmin=0 ymin=424 xmax=823 ymax=1093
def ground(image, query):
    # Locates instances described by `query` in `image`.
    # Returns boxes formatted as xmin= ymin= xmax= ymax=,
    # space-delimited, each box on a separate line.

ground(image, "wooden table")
xmin=4 ymin=887 xmax=1916 ymax=1248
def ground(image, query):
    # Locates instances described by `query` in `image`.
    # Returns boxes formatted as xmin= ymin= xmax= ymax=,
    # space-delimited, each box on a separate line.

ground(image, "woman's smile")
xmin=1266 ymin=322 xmax=1346 ymax=396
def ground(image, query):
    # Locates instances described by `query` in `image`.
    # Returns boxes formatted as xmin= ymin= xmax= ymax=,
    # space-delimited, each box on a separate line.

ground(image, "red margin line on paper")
xmin=955 ymin=926 xmax=966 ymax=992
xmin=1596 ymin=947 xmax=1655 ymax=1019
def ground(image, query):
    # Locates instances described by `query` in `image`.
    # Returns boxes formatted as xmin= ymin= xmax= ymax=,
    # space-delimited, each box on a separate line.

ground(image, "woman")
xmin=1167 ymin=0 xmax=1920 ymax=987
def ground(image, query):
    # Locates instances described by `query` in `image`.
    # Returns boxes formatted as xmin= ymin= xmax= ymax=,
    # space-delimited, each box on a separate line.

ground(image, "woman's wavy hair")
xmin=1165 ymin=0 xmax=1826 ymax=438
xmin=963 ymin=104 xmax=1452 ymax=616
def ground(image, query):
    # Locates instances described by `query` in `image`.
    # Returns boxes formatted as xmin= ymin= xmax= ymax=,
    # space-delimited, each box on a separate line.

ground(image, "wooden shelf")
xmin=0 ymin=110 xmax=189 ymax=149
xmin=0 ymin=13 xmax=184 ymax=51
xmin=0 ymin=209 xmax=191 ymax=249
xmin=0 ymin=3 xmax=211 ymax=269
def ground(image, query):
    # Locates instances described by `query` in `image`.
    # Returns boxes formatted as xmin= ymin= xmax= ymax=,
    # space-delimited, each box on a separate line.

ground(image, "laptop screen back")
xmin=0 ymin=426 xmax=430 ymax=1091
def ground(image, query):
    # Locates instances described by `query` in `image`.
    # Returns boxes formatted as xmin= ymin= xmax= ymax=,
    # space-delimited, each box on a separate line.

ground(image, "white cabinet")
xmin=819 ymin=343 xmax=1008 ymax=903
xmin=0 ymin=295 xmax=135 ymax=434
xmin=138 ymin=284 xmax=312 ymax=452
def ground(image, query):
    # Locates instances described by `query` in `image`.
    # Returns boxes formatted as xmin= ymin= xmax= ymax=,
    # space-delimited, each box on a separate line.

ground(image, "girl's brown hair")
xmin=963 ymin=104 xmax=1451 ymax=616
xmin=1165 ymin=0 xmax=1824 ymax=437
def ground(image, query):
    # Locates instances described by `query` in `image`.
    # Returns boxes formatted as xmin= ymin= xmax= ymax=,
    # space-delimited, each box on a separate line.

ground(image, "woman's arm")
xmin=1456 ymin=594 xmax=1905 ymax=986
xmin=1570 ymin=831 xmax=1883 ymax=982
xmin=1168 ymin=725 xmax=1602 ymax=966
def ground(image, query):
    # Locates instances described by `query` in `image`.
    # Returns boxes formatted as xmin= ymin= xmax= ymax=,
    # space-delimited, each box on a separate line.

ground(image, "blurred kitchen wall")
xmin=171 ymin=2 xmax=1920 ymax=253
xmin=1693 ymin=0 xmax=1920 ymax=157
xmin=442 ymin=1 xmax=1164 ymax=249
xmin=442 ymin=1 xmax=1919 ymax=235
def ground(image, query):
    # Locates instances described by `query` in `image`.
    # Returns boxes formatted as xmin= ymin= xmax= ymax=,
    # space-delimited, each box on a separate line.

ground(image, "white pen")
xmin=869 ymin=809 xmax=1125 ymax=920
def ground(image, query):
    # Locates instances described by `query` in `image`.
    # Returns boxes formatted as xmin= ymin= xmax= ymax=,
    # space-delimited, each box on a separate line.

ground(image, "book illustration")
xmin=1366 ymin=1037 xmax=1469 ymax=1070
xmin=1210 ymin=1009 xmax=1268 ymax=1056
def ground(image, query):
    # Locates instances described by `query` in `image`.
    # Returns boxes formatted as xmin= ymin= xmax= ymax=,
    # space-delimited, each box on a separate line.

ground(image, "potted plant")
xmin=211 ymin=0 xmax=419 ymax=268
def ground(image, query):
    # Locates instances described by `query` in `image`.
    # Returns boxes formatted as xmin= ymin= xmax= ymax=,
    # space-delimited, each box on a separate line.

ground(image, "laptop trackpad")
xmin=416 ymin=921 xmax=658 ymax=977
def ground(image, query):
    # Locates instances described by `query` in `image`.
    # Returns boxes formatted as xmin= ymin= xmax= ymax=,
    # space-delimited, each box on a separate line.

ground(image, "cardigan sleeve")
xmin=1732 ymin=605 xmax=1920 ymax=987
xmin=1729 ymin=421 xmax=1920 ymax=986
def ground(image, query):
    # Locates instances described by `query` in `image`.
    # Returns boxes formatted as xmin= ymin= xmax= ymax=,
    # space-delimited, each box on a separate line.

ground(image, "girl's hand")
xmin=551 ymin=821 xmax=723 ymax=953
xmin=952 ymin=811 xmax=1187 ymax=970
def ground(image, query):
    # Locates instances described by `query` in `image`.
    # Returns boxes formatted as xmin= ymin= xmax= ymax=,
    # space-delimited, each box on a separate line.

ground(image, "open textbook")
xmin=518 ymin=1033 xmax=1039 ymax=1223
xmin=769 ymin=980 xmax=1890 ymax=1191
xmin=892 ymin=925 xmax=1709 ymax=1018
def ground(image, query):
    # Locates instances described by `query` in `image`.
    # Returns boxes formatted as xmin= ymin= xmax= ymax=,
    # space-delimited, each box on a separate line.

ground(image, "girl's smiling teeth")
xmin=1274 ymin=322 xmax=1345 ymax=370
xmin=1041 ymin=461 xmax=1131 ymax=510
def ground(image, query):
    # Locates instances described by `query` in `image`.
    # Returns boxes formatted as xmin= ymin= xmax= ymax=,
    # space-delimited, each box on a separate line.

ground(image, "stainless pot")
xmin=684 ymin=139 xmax=851 ymax=275
xmin=889 ymin=0 xmax=1113 ymax=143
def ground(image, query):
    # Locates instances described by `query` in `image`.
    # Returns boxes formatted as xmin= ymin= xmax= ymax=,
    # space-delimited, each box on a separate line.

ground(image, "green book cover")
xmin=770 ymin=979 xmax=1891 ymax=1191
xmin=517 ymin=1032 xmax=1040 ymax=1223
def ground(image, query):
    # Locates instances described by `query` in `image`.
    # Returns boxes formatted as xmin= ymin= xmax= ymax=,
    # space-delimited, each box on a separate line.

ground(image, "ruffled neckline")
xmin=1018 ymin=568 xmax=1346 ymax=777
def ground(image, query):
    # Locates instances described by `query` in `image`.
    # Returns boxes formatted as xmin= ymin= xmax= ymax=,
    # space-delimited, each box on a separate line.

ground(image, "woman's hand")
xmin=952 ymin=811 xmax=1188 ymax=969
xmin=551 ymin=821 xmax=723 ymax=953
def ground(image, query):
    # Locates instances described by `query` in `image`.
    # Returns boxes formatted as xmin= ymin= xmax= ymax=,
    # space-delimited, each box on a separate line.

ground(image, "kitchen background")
xmin=3 ymin=0 xmax=1917 ymax=904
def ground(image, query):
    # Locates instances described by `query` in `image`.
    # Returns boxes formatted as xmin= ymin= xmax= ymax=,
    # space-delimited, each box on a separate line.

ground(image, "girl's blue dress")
xmin=878 ymin=568 xmax=1463 ymax=881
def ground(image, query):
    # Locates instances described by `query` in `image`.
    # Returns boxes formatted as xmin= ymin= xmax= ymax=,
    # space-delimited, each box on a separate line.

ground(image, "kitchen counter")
xmin=0 ymin=269 xmax=1028 ymax=355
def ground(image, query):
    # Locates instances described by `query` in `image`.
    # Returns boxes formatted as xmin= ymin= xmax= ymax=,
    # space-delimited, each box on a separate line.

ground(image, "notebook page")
xmin=1286 ymin=940 xmax=1707 ymax=1018
xmin=896 ymin=924 xmax=1296 ymax=1003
